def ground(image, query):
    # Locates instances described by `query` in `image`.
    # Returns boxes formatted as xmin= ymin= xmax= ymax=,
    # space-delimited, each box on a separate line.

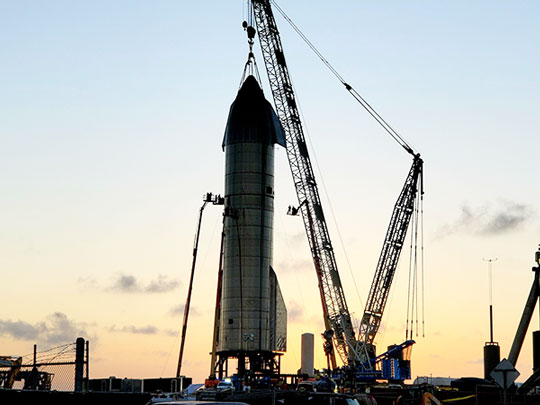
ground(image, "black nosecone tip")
xmin=222 ymin=75 xmax=285 ymax=149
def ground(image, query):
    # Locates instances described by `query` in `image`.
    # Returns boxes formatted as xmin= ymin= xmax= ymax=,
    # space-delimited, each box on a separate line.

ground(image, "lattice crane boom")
xmin=358 ymin=154 xmax=423 ymax=357
xmin=251 ymin=0 xmax=361 ymax=366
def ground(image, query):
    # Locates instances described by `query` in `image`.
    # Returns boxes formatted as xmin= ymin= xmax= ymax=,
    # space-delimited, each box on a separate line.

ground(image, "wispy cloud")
xmin=163 ymin=329 xmax=178 ymax=337
xmin=480 ymin=203 xmax=532 ymax=234
xmin=438 ymin=201 xmax=534 ymax=238
xmin=145 ymin=275 xmax=180 ymax=293
xmin=169 ymin=303 xmax=200 ymax=317
xmin=109 ymin=273 xmax=181 ymax=294
xmin=170 ymin=304 xmax=185 ymax=315
xmin=77 ymin=276 xmax=98 ymax=290
xmin=109 ymin=325 xmax=158 ymax=335
xmin=0 ymin=313 xmax=88 ymax=345
xmin=288 ymin=301 xmax=304 ymax=322
xmin=275 ymin=258 xmax=313 ymax=273
xmin=109 ymin=324 xmax=177 ymax=336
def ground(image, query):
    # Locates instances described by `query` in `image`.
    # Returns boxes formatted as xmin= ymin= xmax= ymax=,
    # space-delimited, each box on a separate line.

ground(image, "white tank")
xmin=301 ymin=333 xmax=315 ymax=376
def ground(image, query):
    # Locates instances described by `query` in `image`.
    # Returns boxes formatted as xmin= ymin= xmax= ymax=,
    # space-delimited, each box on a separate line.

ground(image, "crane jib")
xmin=359 ymin=155 xmax=423 ymax=358
xmin=251 ymin=0 xmax=361 ymax=366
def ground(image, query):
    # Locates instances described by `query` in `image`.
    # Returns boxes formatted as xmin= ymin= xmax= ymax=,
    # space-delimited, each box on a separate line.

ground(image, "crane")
xmin=0 ymin=356 xmax=22 ymax=388
xmin=249 ymin=0 xmax=423 ymax=380
xmin=250 ymin=0 xmax=362 ymax=368
xmin=358 ymin=153 xmax=423 ymax=360
xmin=261 ymin=2 xmax=425 ymax=359
xmin=176 ymin=193 xmax=223 ymax=378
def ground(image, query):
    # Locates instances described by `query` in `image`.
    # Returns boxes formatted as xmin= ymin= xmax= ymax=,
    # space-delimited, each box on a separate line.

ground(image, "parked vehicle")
xmin=216 ymin=380 xmax=235 ymax=392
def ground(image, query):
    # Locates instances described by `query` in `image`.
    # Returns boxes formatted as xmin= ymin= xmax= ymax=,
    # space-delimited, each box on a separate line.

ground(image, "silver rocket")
xmin=217 ymin=75 xmax=287 ymax=355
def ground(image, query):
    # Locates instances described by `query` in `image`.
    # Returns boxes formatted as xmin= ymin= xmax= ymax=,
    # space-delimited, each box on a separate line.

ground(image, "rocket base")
xmin=214 ymin=350 xmax=282 ymax=380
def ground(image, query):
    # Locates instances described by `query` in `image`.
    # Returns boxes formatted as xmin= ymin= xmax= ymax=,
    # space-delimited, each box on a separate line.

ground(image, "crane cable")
xmin=404 ymin=188 xmax=426 ymax=340
xmin=270 ymin=0 xmax=415 ymax=156
xmin=269 ymin=0 xmax=427 ymax=338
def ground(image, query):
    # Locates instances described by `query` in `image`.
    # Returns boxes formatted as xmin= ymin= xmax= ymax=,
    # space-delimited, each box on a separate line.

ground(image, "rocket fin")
xmin=269 ymin=266 xmax=287 ymax=352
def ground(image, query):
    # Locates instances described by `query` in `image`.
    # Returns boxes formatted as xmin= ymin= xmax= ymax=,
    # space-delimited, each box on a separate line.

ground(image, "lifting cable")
xmin=270 ymin=0 xmax=415 ymax=156
xmin=270 ymin=0 xmax=427 ymax=338
xmin=420 ymin=187 xmax=425 ymax=338
xmin=264 ymin=0 xmax=426 ymax=339
xmin=405 ymin=207 xmax=414 ymax=340
xmin=241 ymin=18 xmax=263 ymax=87
xmin=405 ymin=190 xmax=425 ymax=340
xmin=294 ymin=84 xmax=366 ymax=314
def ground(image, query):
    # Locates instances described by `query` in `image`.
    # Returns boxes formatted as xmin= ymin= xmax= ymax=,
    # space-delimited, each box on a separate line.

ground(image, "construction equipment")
xmin=0 ymin=356 xmax=53 ymax=390
xmin=249 ymin=0 xmax=422 ymax=381
xmin=358 ymin=154 xmax=423 ymax=360
xmin=0 ymin=356 xmax=22 ymax=388
xmin=508 ymin=245 xmax=540 ymax=367
xmin=250 ymin=0 xmax=361 ymax=368
xmin=177 ymin=193 xmax=224 ymax=377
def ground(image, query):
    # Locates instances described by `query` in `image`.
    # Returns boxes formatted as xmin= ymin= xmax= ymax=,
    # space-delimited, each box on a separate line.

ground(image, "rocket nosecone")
xmin=218 ymin=75 xmax=287 ymax=354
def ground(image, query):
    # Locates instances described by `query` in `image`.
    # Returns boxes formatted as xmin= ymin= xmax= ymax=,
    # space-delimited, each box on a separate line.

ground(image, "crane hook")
xmin=240 ymin=21 xmax=262 ymax=87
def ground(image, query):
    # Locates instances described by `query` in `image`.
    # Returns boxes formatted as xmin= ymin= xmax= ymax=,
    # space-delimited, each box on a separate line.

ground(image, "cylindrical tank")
xmin=301 ymin=333 xmax=315 ymax=376
xmin=533 ymin=330 xmax=540 ymax=371
xmin=483 ymin=342 xmax=500 ymax=379
xmin=218 ymin=75 xmax=286 ymax=353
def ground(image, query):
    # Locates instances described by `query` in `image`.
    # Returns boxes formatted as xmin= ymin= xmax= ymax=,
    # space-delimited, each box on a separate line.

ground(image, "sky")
xmin=1 ymin=0 xmax=540 ymax=386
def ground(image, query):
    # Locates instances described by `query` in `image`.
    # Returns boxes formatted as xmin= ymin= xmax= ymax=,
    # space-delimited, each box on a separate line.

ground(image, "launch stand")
xmin=214 ymin=350 xmax=282 ymax=380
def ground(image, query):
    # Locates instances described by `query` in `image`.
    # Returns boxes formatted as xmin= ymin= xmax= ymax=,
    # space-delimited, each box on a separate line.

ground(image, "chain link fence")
xmin=0 ymin=338 xmax=88 ymax=391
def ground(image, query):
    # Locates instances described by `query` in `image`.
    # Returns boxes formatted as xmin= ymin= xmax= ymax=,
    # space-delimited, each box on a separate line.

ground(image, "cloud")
xmin=0 ymin=313 xmax=88 ymax=345
xmin=288 ymin=301 xmax=304 ymax=322
xmin=44 ymin=313 xmax=87 ymax=345
xmin=77 ymin=276 xmax=98 ymax=290
xmin=109 ymin=274 xmax=180 ymax=294
xmin=170 ymin=304 xmax=185 ymax=315
xmin=481 ymin=203 xmax=532 ymax=234
xmin=163 ymin=329 xmax=178 ymax=337
xmin=439 ymin=201 xmax=534 ymax=237
xmin=0 ymin=320 xmax=39 ymax=340
xmin=275 ymin=258 xmax=313 ymax=274
xmin=289 ymin=231 xmax=307 ymax=245
xmin=151 ymin=350 xmax=169 ymax=357
xmin=145 ymin=275 xmax=180 ymax=293
xmin=169 ymin=303 xmax=200 ymax=317
xmin=109 ymin=325 xmax=158 ymax=335
xmin=108 ymin=325 xmax=179 ymax=336
xmin=111 ymin=274 xmax=139 ymax=292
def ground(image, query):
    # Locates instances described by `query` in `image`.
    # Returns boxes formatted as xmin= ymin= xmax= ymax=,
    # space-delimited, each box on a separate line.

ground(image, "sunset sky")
xmin=2 ymin=0 xmax=540 ymax=385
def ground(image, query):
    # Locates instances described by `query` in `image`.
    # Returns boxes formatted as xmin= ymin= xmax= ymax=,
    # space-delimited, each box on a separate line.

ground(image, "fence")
xmin=0 ymin=337 xmax=89 ymax=392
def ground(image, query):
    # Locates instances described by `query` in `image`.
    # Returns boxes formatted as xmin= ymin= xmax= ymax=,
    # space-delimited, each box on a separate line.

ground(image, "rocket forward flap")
xmin=223 ymin=75 xmax=286 ymax=149
xmin=269 ymin=266 xmax=287 ymax=352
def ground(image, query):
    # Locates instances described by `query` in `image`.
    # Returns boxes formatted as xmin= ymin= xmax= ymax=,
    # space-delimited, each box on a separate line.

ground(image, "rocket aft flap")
xmin=217 ymin=75 xmax=287 ymax=354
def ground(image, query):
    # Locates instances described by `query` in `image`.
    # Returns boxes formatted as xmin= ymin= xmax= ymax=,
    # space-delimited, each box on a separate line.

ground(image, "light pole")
xmin=483 ymin=257 xmax=498 ymax=342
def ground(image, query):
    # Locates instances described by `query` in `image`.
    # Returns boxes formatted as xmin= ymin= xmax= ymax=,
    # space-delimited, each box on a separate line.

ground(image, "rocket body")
xmin=218 ymin=75 xmax=287 ymax=354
